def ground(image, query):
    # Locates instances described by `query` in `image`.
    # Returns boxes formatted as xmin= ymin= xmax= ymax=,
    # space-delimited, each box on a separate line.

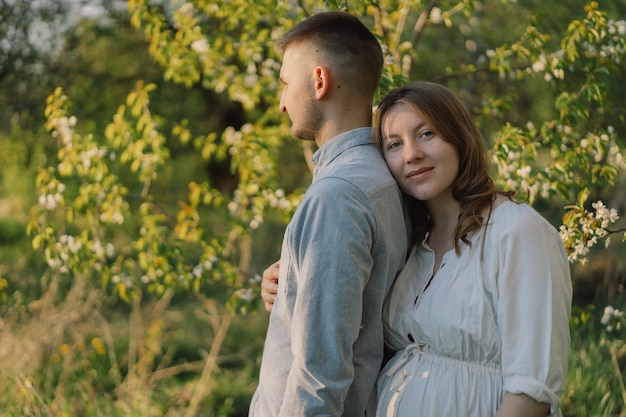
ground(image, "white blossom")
xmin=178 ymin=2 xmax=194 ymax=16
xmin=235 ymin=288 xmax=254 ymax=302
xmin=192 ymin=264 xmax=203 ymax=279
xmin=429 ymin=7 xmax=442 ymax=24
xmin=532 ymin=59 xmax=545 ymax=73
xmin=191 ymin=39 xmax=209 ymax=54
xmin=601 ymin=305 xmax=624 ymax=332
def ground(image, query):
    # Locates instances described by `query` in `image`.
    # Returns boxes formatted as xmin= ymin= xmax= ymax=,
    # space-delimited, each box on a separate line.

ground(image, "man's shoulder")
xmin=312 ymin=171 xmax=398 ymax=205
xmin=319 ymin=144 xmax=396 ymax=189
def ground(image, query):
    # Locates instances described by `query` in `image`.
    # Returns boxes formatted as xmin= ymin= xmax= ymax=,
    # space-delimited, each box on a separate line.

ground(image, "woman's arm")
xmin=495 ymin=393 xmax=549 ymax=417
xmin=493 ymin=203 xmax=572 ymax=415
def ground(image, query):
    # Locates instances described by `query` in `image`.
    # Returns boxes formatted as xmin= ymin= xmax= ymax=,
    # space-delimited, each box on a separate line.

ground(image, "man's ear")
xmin=314 ymin=66 xmax=331 ymax=100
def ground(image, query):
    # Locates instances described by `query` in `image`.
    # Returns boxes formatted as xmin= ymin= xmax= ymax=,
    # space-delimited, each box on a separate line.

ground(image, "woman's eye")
xmin=418 ymin=130 xmax=434 ymax=140
xmin=386 ymin=141 xmax=401 ymax=151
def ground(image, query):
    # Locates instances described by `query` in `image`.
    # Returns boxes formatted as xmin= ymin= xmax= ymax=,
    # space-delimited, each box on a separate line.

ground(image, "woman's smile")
xmin=406 ymin=166 xmax=434 ymax=180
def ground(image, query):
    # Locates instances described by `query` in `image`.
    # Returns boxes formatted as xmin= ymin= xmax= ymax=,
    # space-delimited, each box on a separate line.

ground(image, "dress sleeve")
xmin=280 ymin=177 xmax=376 ymax=416
xmin=494 ymin=204 xmax=572 ymax=415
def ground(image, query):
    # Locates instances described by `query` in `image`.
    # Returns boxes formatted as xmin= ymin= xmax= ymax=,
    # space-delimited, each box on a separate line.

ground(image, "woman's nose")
xmin=404 ymin=141 xmax=423 ymax=163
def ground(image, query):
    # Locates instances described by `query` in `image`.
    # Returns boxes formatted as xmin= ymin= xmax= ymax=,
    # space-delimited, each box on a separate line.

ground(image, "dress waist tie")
xmin=377 ymin=343 xmax=426 ymax=417
xmin=386 ymin=343 xmax=425 ymax=391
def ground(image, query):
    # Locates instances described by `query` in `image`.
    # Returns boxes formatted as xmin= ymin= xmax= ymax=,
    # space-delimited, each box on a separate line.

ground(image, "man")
xmin=249 ymin=11 xmax=408 ymax=417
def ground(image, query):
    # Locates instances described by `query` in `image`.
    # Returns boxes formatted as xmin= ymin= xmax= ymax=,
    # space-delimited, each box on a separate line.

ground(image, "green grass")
xmin=562 ymin=305 xmax=626 ymax=417
xmin=0 ymin=218 xmax=26 ymax=245
xmin=0 ymin=278 xmax=267 ymax=417
xmin=0 ymin=276 xmax=623 ymax=416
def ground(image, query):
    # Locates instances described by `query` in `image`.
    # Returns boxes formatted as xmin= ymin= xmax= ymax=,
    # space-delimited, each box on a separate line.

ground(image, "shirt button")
xmin=408 ymin=333 xmax=415 ymax=343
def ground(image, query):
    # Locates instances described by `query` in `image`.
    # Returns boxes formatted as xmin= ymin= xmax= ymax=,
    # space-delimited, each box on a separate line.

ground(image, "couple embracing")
xmin=249 ymin=11 xmax=572 ymax=417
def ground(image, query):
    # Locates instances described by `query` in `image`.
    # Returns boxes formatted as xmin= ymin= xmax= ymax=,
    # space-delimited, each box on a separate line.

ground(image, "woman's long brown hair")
xmin=375 ymin=81 xmax=515 ymax=253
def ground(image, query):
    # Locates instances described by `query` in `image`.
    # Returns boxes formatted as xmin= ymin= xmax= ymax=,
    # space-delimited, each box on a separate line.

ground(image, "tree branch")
xmin=411 ymin=0 xmax=438 ymax=47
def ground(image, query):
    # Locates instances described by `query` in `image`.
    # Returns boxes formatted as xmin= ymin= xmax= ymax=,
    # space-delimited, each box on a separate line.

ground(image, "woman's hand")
xmin=261 ymin=260 xmax=280 ymax=312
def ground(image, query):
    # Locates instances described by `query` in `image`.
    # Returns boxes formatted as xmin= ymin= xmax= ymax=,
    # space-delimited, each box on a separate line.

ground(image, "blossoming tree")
xmin=29 ymin=0 xmax=626 ymax=309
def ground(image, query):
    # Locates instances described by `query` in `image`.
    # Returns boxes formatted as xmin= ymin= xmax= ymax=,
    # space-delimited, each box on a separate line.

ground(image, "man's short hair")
xmin=277 ymin=11 xmax=384 ymax=98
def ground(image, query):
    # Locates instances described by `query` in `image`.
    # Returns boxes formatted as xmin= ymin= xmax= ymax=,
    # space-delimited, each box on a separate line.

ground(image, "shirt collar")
xmin=311 ymin=127 xmax=375 ymax=174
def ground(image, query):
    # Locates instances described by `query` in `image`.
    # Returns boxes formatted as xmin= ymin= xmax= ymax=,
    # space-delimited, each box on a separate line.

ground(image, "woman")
xmin=371 ymin=81 xmax=572 ymax=416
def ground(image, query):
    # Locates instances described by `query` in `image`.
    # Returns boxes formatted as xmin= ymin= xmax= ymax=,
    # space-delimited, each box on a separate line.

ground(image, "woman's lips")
xmin=406 ymin=167 xmax=433 ymax=179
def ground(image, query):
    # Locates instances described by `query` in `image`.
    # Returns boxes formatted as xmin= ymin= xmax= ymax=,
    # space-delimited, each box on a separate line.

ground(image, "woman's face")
xmin=380 ymin=103 xmax=459 ymax=203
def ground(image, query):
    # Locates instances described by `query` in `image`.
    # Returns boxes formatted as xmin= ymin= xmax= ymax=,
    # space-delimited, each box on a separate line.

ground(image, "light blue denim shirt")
xmin=250 ymin=127 xmax=408 ymax=417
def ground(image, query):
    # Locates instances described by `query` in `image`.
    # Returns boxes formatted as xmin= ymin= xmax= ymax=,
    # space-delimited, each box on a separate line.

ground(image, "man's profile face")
xmin=279 ymin=42 xmax=323 ymax=141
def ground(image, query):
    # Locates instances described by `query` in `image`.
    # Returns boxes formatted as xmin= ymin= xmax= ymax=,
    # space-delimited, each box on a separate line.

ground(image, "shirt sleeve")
xmin=494 ymin=205 xmax=573 ymax=415
xmin=279 ymin=177 xmax=377 ymax=417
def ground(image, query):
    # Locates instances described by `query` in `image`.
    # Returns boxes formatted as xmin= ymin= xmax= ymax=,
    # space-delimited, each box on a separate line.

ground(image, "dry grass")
xmin=0 ymin=274 xmax=261 ymax=417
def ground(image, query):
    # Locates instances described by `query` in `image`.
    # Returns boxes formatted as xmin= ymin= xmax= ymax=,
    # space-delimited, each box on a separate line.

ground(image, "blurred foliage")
xmin=26 ymin=0 xmax=624 ymax=302
xmin=1 ymin=0 xmax=624 ymax=304
xmin=0 ymin=0 xmax=626 ymax=415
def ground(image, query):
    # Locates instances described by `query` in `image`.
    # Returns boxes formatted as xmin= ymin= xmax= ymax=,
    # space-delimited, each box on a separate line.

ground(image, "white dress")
xmin=373 ymin=201 xmax=572 ymax=417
